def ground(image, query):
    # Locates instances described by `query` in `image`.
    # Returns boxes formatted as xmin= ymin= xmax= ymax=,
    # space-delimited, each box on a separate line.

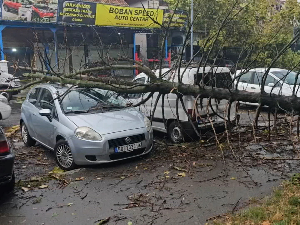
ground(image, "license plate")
xmin=115 ymin=142 xmax=142 ymax=153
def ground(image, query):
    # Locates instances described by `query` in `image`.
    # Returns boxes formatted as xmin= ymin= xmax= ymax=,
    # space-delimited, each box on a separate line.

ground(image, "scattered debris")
xmin=177 ymin=172 xmax=186 ymax=177
xmin=173 ymin=166 xmax=188 ymax=172
xmin=96 ymin=217 xmax=110 ymax=225
xmin=21 ymin=187 xmax=29 ymax=192
xmin=5 ymin=125 xmax=20 ymax=138
xmin=39 ymin=185 xmax=48 ymax=189
xmin=75 ymin=177 xmax=85 ymax=181
xmin=32 ymin=197 xmax=42 ymax=204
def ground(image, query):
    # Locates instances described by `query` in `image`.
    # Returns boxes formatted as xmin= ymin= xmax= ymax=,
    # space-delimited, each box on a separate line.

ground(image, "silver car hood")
xmin=67 ymin=108 xmax=145 ymax=135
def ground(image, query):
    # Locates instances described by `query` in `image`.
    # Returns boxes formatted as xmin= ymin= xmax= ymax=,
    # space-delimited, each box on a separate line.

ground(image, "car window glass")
xmin=195 ymin=72 xmax=232 ymax=88
xmin=61 ymin=89 xmax=126 ymax=113
xmin=128 ymin=78 xmax=146 ymax=99
xmin=38 ymin=89 xmax=54 ymax=110
xmin=239 ymin=72 xmax=252 ymax=83
xmin=135 ymin=77 xmax=146 ymax=84
xmin=265 ymin=75 xmax=277 ymax=86
xmin=28 ymin=88 xmax=40 ymax=105
xmin=272 ymin=70 xmax=299 ymax=85
xmin=254 ymin=72 xmax=279 ymax=86
xmin=253 ymin=72 xmax=263 ymax=85
xmin=52 ymin=106 xmax=58 ymax=120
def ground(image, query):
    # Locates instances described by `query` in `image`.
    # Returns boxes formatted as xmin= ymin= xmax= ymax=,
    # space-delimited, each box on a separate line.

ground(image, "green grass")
xmin=211 ymin=174 xmax=300 ymax=225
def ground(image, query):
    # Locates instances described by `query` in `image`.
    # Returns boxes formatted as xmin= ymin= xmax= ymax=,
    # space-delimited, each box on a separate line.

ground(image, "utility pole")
xmin=191 ymin=0 xmax=194 ymax=61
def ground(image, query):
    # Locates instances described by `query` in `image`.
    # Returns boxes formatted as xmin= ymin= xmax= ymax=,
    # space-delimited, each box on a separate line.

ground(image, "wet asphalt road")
xmin=0 ymin=102 xmax=299 ymax=225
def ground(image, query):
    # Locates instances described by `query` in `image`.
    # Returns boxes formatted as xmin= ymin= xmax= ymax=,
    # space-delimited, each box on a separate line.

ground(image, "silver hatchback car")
xmin=21 ymin=84 xmax=153 ymax=170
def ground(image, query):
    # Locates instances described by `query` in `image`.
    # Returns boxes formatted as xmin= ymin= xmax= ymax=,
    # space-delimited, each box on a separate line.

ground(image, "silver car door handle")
xmin=251 ymin=87 xmax=256 ymax=89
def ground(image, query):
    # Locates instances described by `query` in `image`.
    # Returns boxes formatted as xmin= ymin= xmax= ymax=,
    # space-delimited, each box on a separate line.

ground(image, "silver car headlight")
xmin=75 ymin=127 xmax=102 ymax=141
xmin=144 ymin=117 xmax=152 ymax=132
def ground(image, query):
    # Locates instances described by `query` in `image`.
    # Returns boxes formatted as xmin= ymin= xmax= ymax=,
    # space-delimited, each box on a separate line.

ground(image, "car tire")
xmin=54 ymin=140 xmax=76 ymax=171
xmin=21 ymin=122 xmax=36 ymax=147
xmin=3 ymin=5 xmax=9 ymax=12
xmin=2 ymin=173 xmax=15 ymax=193
xmin=168 ymin=121 xmax=184 ymax=144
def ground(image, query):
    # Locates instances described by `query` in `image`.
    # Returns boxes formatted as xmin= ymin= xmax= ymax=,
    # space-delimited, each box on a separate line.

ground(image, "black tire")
xmin=2 ymin=173 xmax=15 ymax=193
xmin=3 ymin=5 xmax=9 ymax=12
xmin=21 ymin=122 xmax=36 ymax=147
xmin=168 ymin=121 xmax=184 ymax=144
xmin=54 ymin=140 xmax=76 ymax=171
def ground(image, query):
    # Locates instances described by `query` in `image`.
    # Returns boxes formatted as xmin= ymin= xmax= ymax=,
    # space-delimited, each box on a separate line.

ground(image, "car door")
xmin=261 ymin=73 xmax=282 ymax=95
xmin=251 ymin=72 xmax=282 ymax=95
xmin=23 ymin=87 xmax=42 ymax=139
xmin=31 ymin=88 xmax=56 ymax=148
xmin=236 ymin=71 xmax=257 ymax=92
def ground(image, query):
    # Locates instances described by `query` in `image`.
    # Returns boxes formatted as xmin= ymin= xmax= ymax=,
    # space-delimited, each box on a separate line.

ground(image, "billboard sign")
xmin=1 ymin=0 xmax=187 ymax=29
xmin=2 ymin=0 xmax=57 ymax=23
xmin=58 ymin=0 xmax=96 ymax=25
xmin=95 ymin=4 xmax=163 ymax=28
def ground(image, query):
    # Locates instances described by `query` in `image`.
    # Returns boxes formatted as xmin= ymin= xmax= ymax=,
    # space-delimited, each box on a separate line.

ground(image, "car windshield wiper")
xmin=88 ymin=103 xmax=124 ymax=112
xmin=64 ymin=110 xmax=88 ymax=114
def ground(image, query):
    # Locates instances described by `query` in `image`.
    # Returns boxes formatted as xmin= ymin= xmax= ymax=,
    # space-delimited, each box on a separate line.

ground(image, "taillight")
xmin=0 ymin=140 xmax=9 ymax=155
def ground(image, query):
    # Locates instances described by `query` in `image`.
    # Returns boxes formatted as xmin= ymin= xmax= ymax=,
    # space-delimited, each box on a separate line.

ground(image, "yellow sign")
xmin=96 ymin=4 xmax=163 ymax=28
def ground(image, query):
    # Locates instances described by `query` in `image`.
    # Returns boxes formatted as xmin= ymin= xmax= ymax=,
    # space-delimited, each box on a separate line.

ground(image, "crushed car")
xmin=20 ymin=84 xmax=153 ymax=170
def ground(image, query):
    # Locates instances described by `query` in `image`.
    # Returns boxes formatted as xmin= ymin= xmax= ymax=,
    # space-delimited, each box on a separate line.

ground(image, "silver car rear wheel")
xmin=54 ymin=140 xmax=76 ymax=170
xmin=21 ymin=122 xmax=36 ymax=147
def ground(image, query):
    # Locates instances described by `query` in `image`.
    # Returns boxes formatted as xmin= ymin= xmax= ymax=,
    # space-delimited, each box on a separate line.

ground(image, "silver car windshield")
xmin=60 ymin=88 xmax=126 ymax=114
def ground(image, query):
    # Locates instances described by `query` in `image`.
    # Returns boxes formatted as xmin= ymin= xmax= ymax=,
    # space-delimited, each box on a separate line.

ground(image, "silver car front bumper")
xmin=68 ymin=128 xmax=153 ymax=165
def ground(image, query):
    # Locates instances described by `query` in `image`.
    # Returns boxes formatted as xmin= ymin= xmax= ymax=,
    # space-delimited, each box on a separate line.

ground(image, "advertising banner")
xmin=2 ymin=0 xmax=57 ymax=23
xmin=163 ymin=10 xmax=188 ymax=28
xmin=58 ymin=0 xmax=96 ymax=25
xmin=95 ymin=4 xmax=163 ymax=28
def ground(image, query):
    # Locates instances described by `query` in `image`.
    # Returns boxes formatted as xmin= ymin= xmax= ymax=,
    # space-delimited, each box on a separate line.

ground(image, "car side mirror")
xmin=268 ymin=83 xmax=275 ymax=87
xmin=39 ymin=109 xmax=52 ymax=121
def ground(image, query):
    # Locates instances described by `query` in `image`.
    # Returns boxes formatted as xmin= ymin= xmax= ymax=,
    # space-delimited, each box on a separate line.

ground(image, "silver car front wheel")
xmin=54 ymin=140 xmax=76 ymax=171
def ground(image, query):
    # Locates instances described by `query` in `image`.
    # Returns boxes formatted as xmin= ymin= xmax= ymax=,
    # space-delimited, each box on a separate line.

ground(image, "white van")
xmin=127 ymin=66 xmax=239 ymax=143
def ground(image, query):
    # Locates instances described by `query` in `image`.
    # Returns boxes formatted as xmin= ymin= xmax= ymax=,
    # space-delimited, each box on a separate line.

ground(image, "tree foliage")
xmin=167 ymin=0 xmax=300 ymax=69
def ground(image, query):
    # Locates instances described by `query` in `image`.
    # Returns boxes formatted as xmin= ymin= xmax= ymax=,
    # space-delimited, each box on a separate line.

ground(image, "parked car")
xmin=20 ymin=84 xmax=153 ymax=170
xmin=232 ymin=68 xmax=300 ymax=105
xmin=0 ymin=94 xmax=11 ymax=120
xmin=126 ymin=67 xmax=239 ymax=143
xmin=0 ymin=127 xmax=15 ymax=193
xmin=0 ymin=60 xmax=22 ymax=101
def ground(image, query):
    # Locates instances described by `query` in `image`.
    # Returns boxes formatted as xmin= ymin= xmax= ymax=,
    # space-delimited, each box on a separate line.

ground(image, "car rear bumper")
xmin=68 ymin=128 xmax=154 ymax=165
xmin=0 ymin=153 xmax=14 ymax=185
